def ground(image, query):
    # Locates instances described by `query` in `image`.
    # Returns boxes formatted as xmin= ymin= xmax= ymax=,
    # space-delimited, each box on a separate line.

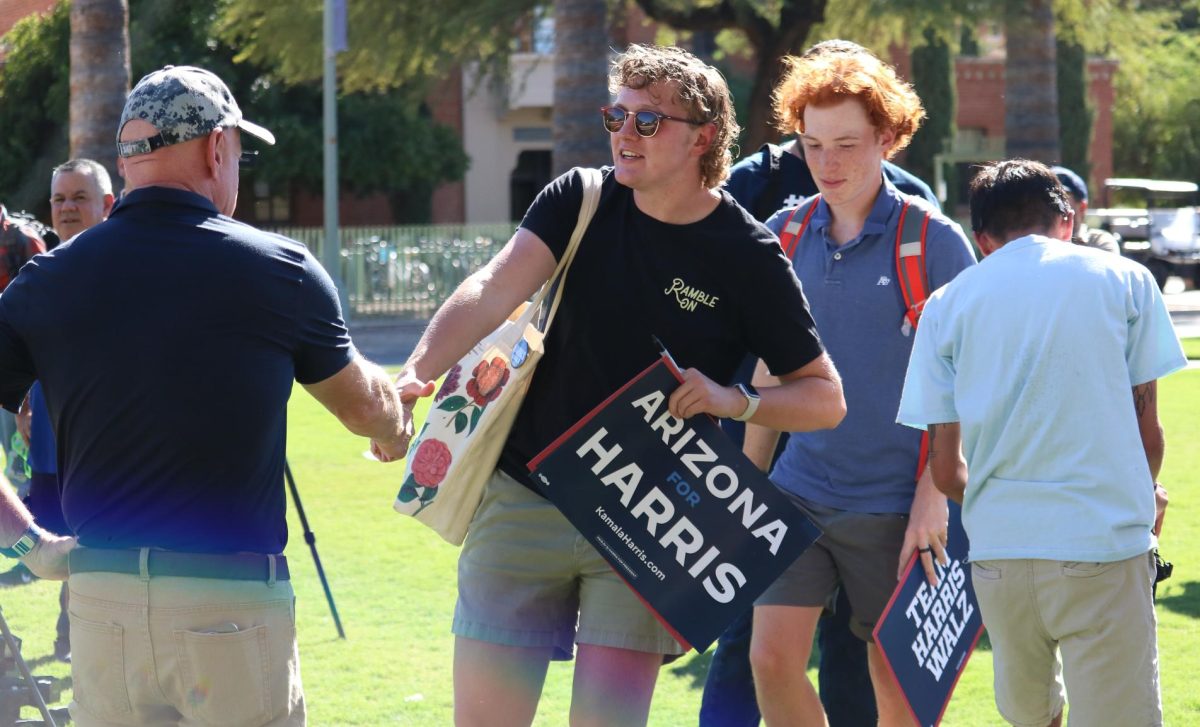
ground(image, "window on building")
xmin=533 ymin=10 xmax=555 ymax=54
xmin=510 ymin=150 xmax=552 ymax=221
xmin=252 ymin=180 xmax=291 ymax=224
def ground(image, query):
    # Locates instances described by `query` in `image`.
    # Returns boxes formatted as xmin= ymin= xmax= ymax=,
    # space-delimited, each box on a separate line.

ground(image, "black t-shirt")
xmin=498 ymin=167 xmax=824 ymax=488
xmin=0 ymin=187 xmax=353 ymax=553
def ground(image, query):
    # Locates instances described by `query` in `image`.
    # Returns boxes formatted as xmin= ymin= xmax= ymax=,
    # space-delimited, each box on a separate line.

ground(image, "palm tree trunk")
xmin=1004 ymin=0 xmax=1060 ymax=163
xmin=552 ymin=0 xmax=613 ymax=175
xmin=70 ymin=0 xmax=130 ymax=188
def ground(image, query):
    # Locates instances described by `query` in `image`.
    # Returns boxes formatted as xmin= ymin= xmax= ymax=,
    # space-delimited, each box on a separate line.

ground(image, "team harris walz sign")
xmin=528 ymin=356 xmax=821 ymax=653
xmin=873 ymin=502 xmax=984 ymax=727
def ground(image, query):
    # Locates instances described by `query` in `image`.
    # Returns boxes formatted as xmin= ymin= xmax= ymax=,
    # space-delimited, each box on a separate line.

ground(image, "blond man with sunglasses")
xmin=396 ymin=44 xmax=845 ymax=727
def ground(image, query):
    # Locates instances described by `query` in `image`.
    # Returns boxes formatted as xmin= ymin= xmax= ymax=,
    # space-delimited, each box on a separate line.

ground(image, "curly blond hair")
xmin=608 ymin=44 xmax=739 ymax=189
xmin=771 ymin=50 xmax=925 ymax=159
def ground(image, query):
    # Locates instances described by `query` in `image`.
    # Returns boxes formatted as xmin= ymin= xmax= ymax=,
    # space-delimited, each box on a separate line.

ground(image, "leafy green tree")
xmin=216 ymin=0 xmax=1200 ymax=189
xmin=1096 ymin=2 xmax=1200 ymax=183
xmin=1055 ymin=35 xmax=1092 ymax=181
xmin=215 ymin=0 xmax=537 ymax=96
xmin=212 ymin=0 xmax=997 ymax=163
xmin=139 ymin=0 xmax=467 ymax=221
xmin=907 ymin=25 xmax=956 ymax=192
xmin=0 ymin=1 xmax=70 ymax=217
xmin=0 ymin=0 xmax=466 ymax=223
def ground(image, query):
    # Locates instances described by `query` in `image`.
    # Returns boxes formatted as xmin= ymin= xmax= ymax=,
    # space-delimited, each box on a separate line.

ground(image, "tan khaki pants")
xmin=68 ymin=571 xmax=305 ymax=727
xmin=971 ymin=553 xmax=1161 ymax=727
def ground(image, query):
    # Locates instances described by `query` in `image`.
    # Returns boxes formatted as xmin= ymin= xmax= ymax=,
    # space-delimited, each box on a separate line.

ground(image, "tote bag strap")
xmin=525 ymin=166 xmax=603 ymax=333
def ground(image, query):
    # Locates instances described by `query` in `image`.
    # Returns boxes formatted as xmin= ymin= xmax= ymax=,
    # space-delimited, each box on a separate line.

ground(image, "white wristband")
xmin=733 ymin=384 xmax=760 ymax=422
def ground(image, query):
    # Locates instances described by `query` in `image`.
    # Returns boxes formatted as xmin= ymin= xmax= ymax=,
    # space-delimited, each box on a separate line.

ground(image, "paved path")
xmin=348 ymin=319 xmax=427 ymax=367
xmin=1165 ymin=288 xmax=1200 ymax=339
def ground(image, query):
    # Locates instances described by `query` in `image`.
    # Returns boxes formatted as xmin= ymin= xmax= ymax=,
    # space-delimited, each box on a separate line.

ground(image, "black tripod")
xmin=285 ymin=461 xmax=346 ymax=639
xmin=0 ymin=606 xmax=63 ymax=726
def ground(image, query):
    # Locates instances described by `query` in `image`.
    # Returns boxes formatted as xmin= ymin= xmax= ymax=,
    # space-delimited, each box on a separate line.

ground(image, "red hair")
xmin=772 ymin=51 xmax=925 ymax=159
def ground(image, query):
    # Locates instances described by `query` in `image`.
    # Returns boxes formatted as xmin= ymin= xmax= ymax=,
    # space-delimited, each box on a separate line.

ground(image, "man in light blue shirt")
xmin=898 ymin=159 xmax=1185 ymax=727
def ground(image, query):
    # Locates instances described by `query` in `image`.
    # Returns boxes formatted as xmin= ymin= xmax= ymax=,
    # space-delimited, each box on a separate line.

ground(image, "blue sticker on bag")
xmin=511 ymin=339 xmax=530 ymax=369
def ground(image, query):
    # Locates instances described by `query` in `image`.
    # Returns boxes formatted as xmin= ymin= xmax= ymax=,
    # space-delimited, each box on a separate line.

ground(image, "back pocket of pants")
xmin=1062 ymin=561 xmax=1118 ymax=578
xmin=69 ymin=613 xmax=132 ymax=720
xmin=176 ymin=624 xmax=271 ymax=726
xmin=971 ymin=561 xmax=1003 ymax=581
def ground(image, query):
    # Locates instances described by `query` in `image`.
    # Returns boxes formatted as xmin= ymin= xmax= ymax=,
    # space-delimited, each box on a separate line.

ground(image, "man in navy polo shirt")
xmin=0 ymin=65 xmax=413 ymax=726
xmin=745 ymin=48 xmax=976 ymax=725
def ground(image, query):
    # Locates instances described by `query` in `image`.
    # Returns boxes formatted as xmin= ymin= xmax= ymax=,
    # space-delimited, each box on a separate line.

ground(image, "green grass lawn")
xmin=1182 ymin=337 xmax=1200 ymax=360
xmin=4 ymin=371 xmax=1200 ymax=724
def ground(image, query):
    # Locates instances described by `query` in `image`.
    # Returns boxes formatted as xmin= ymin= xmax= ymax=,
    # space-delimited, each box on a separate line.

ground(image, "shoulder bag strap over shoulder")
xmin=528 ymin=167 xmax=603 ymax=333
xmin=777 ymin=194 xmax=821 ymax=260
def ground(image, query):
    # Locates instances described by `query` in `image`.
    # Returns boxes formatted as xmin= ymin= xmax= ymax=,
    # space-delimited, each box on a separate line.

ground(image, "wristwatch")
xmin=732 ymin=383 xmax=761 ymax=422
xmin=0 ymin=527 xmax=39 ymax=559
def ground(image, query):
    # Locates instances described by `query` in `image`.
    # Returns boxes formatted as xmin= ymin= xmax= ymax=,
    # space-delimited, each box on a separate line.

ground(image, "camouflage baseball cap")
xmin=116 ymin=65 xmax=275 ymax=158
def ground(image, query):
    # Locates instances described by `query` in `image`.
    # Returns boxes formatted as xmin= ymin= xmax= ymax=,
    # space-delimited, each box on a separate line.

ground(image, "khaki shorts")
xmin=972 ymin=553 xmax=1162 ymax=727
xmin=68 ymin=571 xmax=304 ymax=727
xmin=453 ymin=469 xmax=684 ymax=660
xmin=755 ymin=495 xmax=908 ymax=642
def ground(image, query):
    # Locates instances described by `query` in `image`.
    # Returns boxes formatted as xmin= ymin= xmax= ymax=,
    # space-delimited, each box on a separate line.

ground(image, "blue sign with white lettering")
xmin=873 ymin=502 xmax=984 ymax=727
xmin=529 ymin=356 xmax=821 ymax=652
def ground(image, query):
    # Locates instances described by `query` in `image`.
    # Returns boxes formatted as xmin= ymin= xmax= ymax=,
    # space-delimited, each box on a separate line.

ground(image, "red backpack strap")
xmin=894 ymin=198 xmax=932 ymax=331
xmin=892 ymin=196 xmax=934 ymax=479
xmin=777 ymin=195 xmax=821 ymax=260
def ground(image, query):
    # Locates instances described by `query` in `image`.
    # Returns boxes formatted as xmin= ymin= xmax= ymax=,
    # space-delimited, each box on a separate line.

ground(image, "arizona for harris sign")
xmin=528 ymin=356 xmax=821 ymax=652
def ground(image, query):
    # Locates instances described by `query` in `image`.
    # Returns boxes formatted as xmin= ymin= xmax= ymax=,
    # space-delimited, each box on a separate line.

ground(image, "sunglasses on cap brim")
xmin=600 ymin=106 xmax=709 ymax=138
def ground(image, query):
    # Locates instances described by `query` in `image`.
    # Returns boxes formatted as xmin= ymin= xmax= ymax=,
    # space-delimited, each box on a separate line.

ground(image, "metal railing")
xmin=268 ymin=223 xmax=516 ymax=318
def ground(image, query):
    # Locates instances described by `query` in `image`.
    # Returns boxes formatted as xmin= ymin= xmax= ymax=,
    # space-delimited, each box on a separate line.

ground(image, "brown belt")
xmin=69 ymin=547 xmax=289 ymax=583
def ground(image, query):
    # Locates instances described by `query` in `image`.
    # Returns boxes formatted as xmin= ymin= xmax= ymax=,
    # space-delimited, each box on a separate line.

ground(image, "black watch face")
xmin=742 ymin=383 xmax=759 ymax=398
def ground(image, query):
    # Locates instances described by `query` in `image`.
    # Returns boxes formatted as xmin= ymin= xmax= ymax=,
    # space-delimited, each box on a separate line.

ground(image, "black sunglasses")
xmin=239 ymin=150 xmax=259 ymax=168
xmin=600 ymin=106 xmax=707 ymax=138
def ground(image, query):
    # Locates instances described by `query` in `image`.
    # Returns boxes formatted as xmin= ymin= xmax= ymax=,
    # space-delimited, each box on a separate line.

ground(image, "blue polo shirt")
xmin=766 ymin=179 xmax=976 ymax=513
xmin=899 ymin=235 xmax=1187 ymax=562
xmin=0 ymin=187 xmax=354 ymax=553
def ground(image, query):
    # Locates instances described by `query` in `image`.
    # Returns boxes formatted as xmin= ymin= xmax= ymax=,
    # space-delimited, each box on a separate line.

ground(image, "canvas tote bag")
xmin=394 ymin=167 xmax=603 ymax=545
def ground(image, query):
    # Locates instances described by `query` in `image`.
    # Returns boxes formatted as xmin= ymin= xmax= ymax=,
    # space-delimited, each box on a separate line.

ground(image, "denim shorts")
xmin=453 ymin=469 xmax=684 ymax=660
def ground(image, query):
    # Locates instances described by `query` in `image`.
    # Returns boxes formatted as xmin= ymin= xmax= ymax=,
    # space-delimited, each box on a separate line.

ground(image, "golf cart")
xmin=1089 ymin=178 xmax=1200 ymax=289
